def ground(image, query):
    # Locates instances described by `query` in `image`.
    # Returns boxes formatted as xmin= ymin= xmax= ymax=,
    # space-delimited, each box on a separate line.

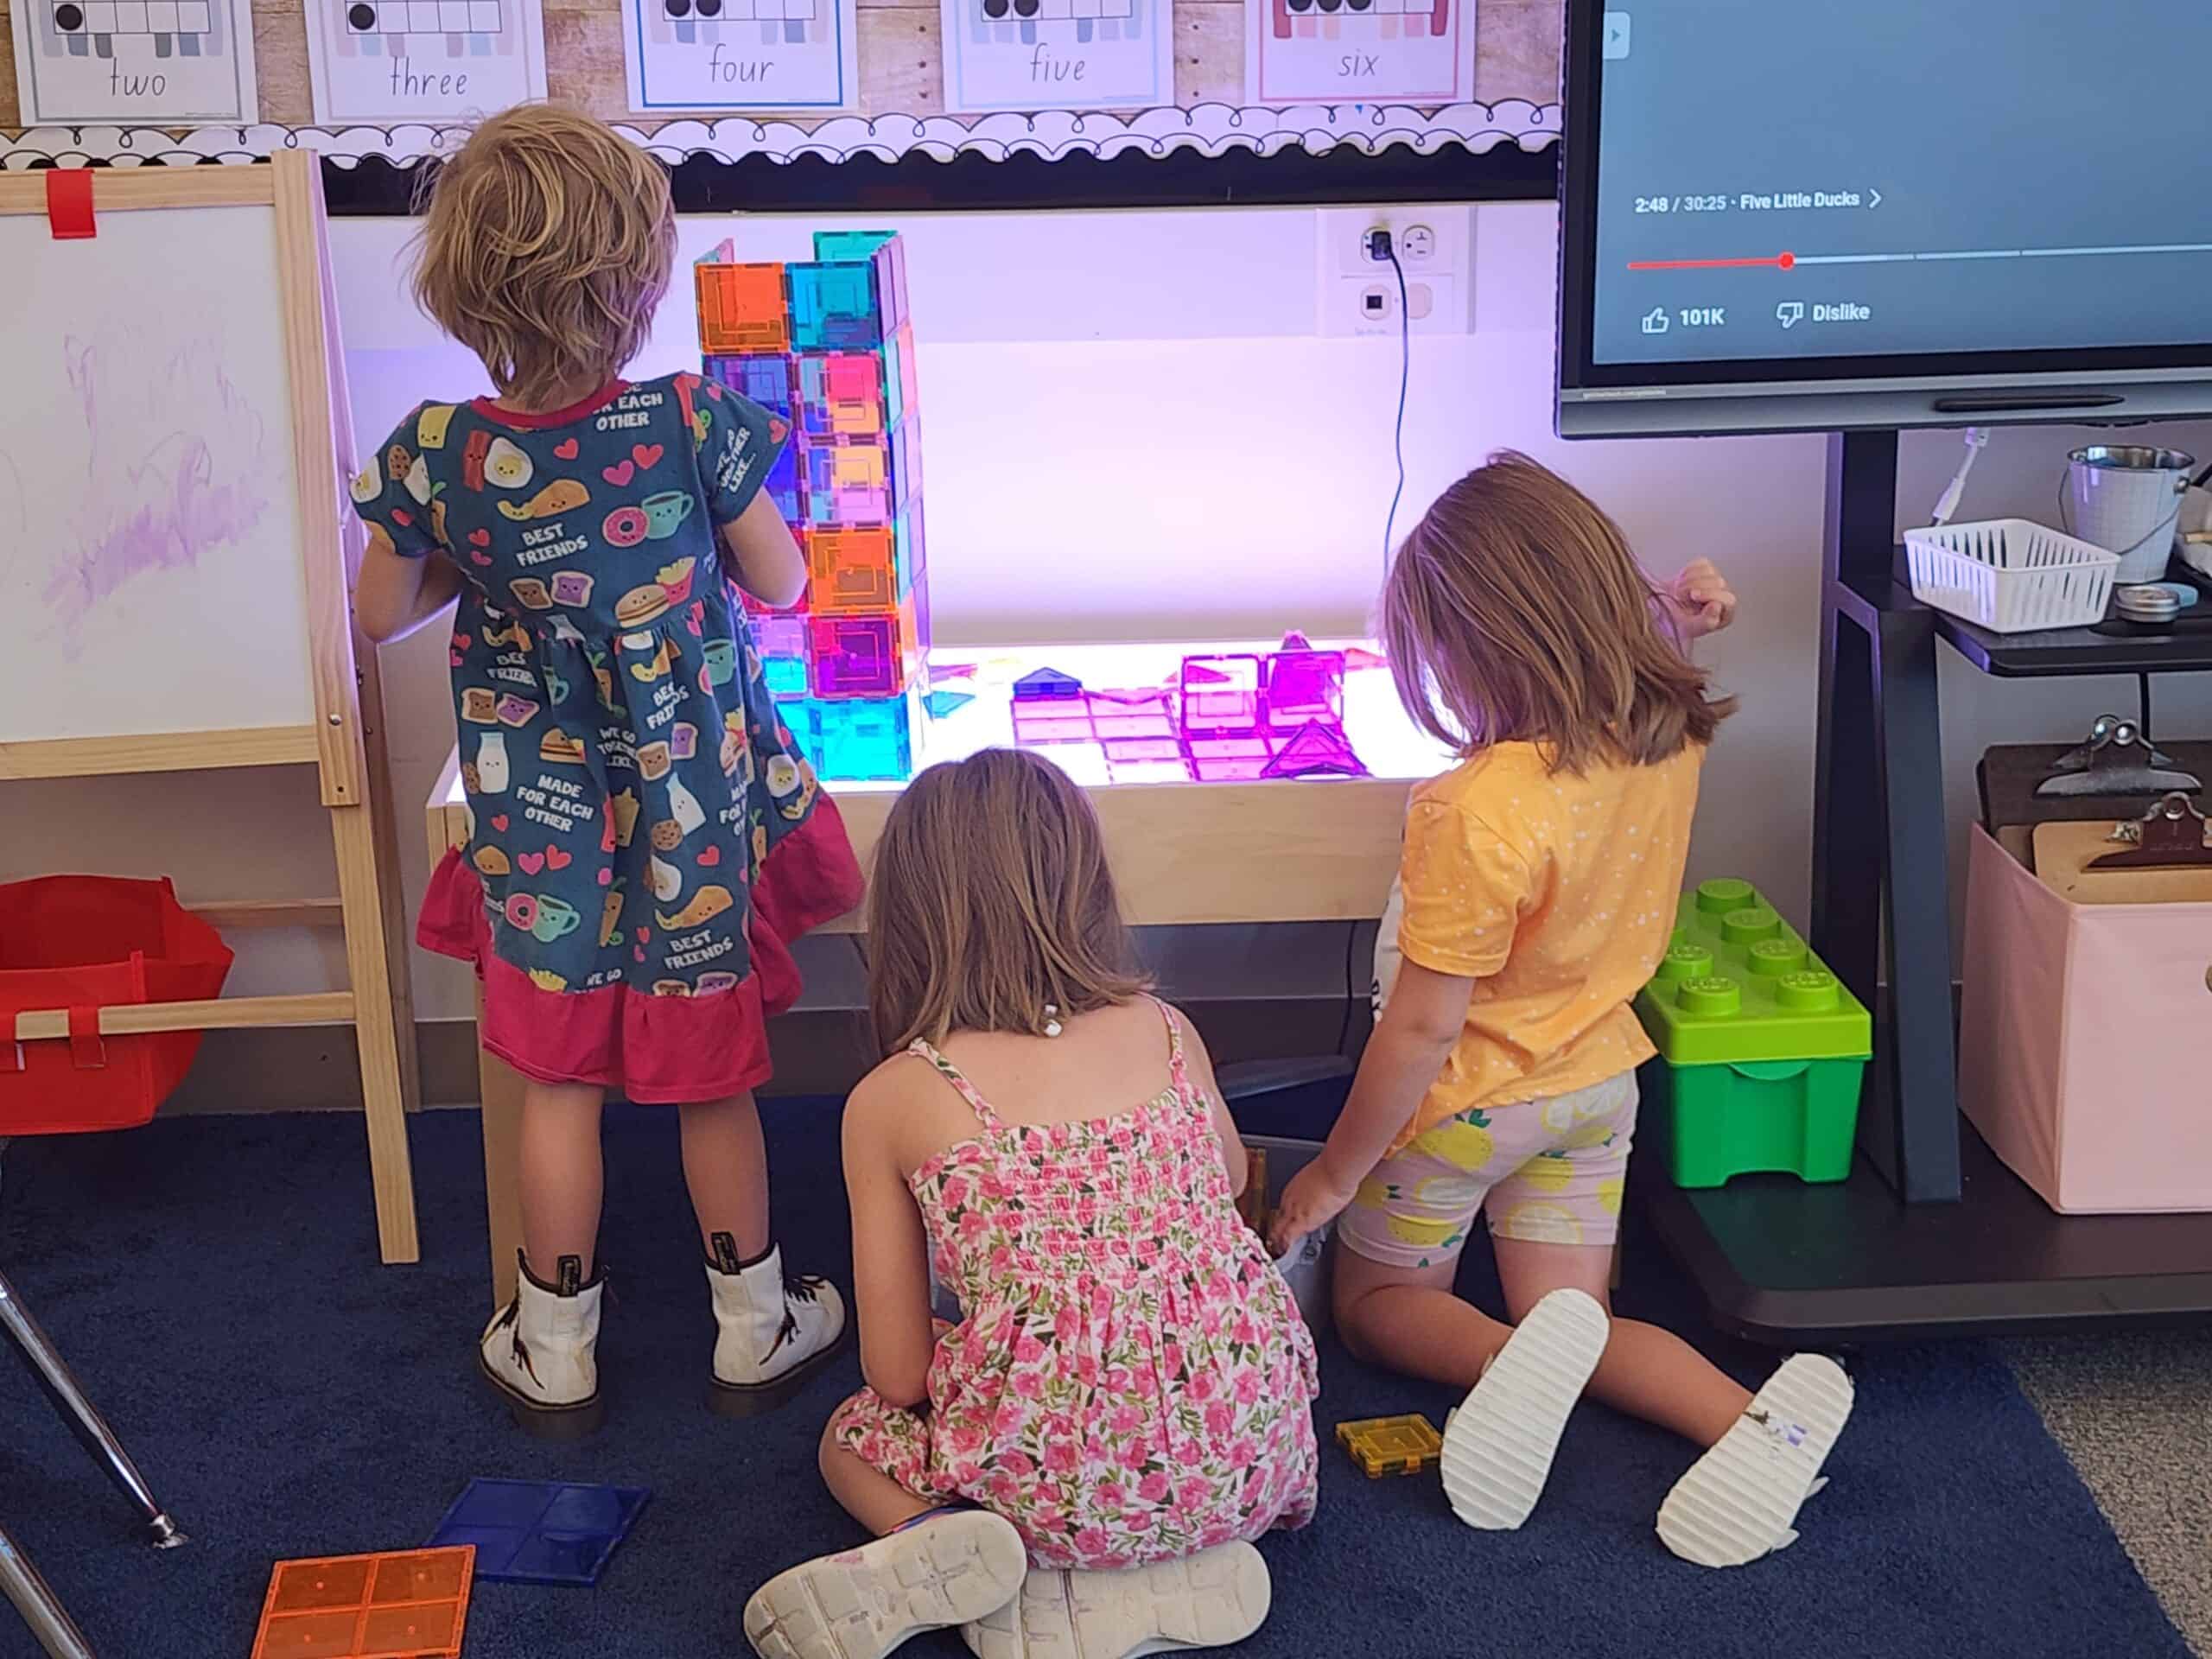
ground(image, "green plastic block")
xmin=1644 ymin=1056 xmax=1865 ymax=1187
xmin=1634 ymin=879 xmax=1872 ymax=1188
xmin=1633 ymin=878 xmax=1872 ymax=1065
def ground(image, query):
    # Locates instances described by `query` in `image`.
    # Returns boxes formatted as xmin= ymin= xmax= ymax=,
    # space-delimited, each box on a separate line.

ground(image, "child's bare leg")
xmin=817 ymin=1419 xmax=933 ymax=1535
xmin=1333 ymin=1248 xmax=1517 ymax=1383
xmin=1491 ymin=1236 xmax=1750 ymax=1448
xmin=518 ymin=1081 xmax=607 ymax=1277
xmin=679 ymin=1090 xmax=770 ymax=1259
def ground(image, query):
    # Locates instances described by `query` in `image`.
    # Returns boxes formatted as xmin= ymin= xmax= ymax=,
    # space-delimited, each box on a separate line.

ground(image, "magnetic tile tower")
xmin=695 ymin=231 xmax=928 ymax=781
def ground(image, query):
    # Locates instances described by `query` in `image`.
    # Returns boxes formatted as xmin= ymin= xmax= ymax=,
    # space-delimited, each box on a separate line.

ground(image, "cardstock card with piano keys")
xmin=10 ymin=0 xmax=256 ymax=122
xmin=939 ymin=0 xmax=1172 ymax=112
xmin=618 ymin=0 xmax=860 ymax=112
xmin=1243 ymin=0 xmax=1473 ymax=104
xmin=304 ymin=0 xmax=547 ymax=123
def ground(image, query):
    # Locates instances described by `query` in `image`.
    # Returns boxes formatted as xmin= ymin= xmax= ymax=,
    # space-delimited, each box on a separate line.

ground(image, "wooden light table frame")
xmin=430 ymin=641 xmax=1434 ymax=1306
xmin=0 ymin=156 xmax=422 ymax=1264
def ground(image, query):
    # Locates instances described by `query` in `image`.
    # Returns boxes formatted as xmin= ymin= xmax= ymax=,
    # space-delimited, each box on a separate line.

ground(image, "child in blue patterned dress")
xmin=350 ymin=106 xmax=861 ymax=1440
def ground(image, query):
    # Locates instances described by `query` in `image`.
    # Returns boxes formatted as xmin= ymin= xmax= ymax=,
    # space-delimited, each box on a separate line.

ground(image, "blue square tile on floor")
xmin=425 ymin=1478 xmax=651 ymax=1586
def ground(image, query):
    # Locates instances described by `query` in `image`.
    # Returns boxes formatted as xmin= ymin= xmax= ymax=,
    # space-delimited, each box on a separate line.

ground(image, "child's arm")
xmin=1173 ymin=1009 xmax=1248 ymax=1198
xmin=690 ymin=375 xmax=808 ymax=607
xmin=353 ymin=539 xmax=463 ymax=644
xmin=841 ymin=1065 xmax=938 ymax=1409
xmin=1267 ymin=961 xmax=1472 ymax=1255
xmin=718 ymin=493 xmax=808 ymax=609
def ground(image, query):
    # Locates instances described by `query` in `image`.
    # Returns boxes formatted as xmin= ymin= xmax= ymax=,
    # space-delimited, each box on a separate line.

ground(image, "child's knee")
xmin=817 ymin=1414 xmax=849 ymax=1480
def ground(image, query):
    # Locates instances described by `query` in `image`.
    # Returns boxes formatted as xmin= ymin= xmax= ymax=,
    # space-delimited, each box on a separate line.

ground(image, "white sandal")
xmin=962 ymin=1541 xmax=1271 ymax=1659
xmin=1656 ymin=1353 xmax=1855 ymax=1568
xmin=745 ymin=1511 xmax=1028 ymax=1659
xmin=1439 ymin=1287 xmax=1611 ymax=1530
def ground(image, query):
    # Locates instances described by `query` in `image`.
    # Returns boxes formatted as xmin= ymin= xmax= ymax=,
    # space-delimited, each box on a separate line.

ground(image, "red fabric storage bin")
xmin=0 ymin=875 xmax=235 ymax=1135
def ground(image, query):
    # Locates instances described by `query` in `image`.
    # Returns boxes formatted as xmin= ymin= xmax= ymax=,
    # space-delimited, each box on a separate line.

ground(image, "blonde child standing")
xmin=744 ymin=751 xmax=1317 ymax=1659
xmin=1272 ymin=452 xmax=1853 ymax=1567
xmin=349 ymin=107 xmax=862 ymax=1438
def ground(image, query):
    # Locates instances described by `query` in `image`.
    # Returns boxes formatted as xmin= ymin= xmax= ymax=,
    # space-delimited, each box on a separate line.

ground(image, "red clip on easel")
xmin=45 ymin=168 xmax=96 ymax=239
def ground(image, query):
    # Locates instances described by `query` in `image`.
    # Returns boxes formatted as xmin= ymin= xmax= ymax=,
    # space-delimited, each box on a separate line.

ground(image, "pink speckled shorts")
xmin=1337 ymin=1071 xmax=1639 ymax=1269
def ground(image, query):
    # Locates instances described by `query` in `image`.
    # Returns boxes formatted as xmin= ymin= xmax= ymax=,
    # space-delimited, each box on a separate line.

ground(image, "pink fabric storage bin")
xmin=1958 ymin=824 xmax=2212 ymax=1214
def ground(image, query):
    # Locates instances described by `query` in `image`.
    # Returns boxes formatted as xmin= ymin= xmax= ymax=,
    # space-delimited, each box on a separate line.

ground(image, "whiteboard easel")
xmin=0 ymin=156 xmax=421 ymax=1263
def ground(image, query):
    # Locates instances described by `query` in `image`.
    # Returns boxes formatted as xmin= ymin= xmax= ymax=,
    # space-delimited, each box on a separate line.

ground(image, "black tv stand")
xmin=1638 ymin=429 xmax=2212 ymax=1343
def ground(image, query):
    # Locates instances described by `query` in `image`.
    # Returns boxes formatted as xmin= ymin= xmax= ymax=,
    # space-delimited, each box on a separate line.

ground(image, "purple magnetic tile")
xmin=1180 ymin=653 xmax=1265 ymax=737
xmin=1084 ymin=690 xmax=1173 ymax=714
xmin=810 ymin=613 xmax=901 ymax=698
xmin=1260 ymin=719 xmax=1370 ymax=780
xmin=1014 ymin=667 xmax=1084 ymax=702
xmin=756 ymin=614 xmax=808 ymax=659
xmin=1185 ymin=735 xmax=1272 ymax=760
xmin=1263 ymin=649 xmax=1346 ymax=732
xmin=1190 ymin=753 xmax=1272 ymax=782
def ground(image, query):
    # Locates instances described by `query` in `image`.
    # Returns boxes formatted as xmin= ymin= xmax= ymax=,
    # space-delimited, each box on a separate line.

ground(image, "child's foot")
xmin=744 ymin=1511 xmax=1027 ymax=1659
xmin=478 ymin=1251 xmax=605 ymax=1440
xmin=707 ymin=1236 xmax=849 ymax=1417
xmin=1656 ymin=1353 xmax=1854 ymax=1568
xmin=1439 ymin=1286 xmax=1610 ymax=1531
xmin=962 ymin=1541 xmax=1271 ymax=1659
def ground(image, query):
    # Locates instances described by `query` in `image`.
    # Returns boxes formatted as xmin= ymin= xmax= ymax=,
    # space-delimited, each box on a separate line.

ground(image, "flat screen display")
xmin=1557 ymin=0 xmax=2212 ymax=435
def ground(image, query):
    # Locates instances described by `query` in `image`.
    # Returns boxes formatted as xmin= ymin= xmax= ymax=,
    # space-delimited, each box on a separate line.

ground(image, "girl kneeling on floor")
xmin=745 ymin=750 xmax=1319 ymax=1659
xmin=1270 ymin=451 xmax=1853 ymax=1567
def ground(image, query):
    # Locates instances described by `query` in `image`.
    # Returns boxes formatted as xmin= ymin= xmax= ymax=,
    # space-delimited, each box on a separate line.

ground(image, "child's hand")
xmin=1662 ymin=558 xmax=1737 ymax=639
xmin=1268 ymin=1159 xmax=1359 ymax=1259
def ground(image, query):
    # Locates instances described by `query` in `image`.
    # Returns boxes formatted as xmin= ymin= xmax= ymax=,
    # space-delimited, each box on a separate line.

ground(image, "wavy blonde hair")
xmin=411 ymin=105 xmax=675 ymax=407
xmin=865 ymin=749 xmax=1151 ymax=1055
xmin=1382 ymin=450 xmax=1734 ymax=773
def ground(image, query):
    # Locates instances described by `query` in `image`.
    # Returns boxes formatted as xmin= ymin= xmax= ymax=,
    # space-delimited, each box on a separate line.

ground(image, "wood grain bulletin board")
xmin=0 ymin=0 xmax=1560 ymax=131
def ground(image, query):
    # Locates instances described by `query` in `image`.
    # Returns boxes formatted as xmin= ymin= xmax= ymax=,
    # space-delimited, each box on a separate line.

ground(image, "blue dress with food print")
xmin=351 ymin=374 xmax=862 ymax=1103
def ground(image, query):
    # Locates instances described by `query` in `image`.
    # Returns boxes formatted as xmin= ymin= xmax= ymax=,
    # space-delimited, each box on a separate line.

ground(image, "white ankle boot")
xmin=707 ymin=1235 xmax=849 ymax=1417
xmin=479 ymin=1252 xmax=605 ymax=1440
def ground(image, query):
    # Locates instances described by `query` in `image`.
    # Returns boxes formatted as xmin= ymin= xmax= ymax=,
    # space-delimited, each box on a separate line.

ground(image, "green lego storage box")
xmin=1632 ymin=879 xmax=1871 ymax=1188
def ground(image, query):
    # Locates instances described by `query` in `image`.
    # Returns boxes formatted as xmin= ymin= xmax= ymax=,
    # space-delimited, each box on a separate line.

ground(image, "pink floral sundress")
xmin=829 ymin=1000 xmax=1320 ymax=1570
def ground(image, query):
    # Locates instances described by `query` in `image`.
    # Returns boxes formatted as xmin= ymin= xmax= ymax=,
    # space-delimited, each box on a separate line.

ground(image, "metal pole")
xmin=0 ymin=1523 xmax=98 ymax=1659
xmin=0 ymin=1144 xmax=186 ymax=1550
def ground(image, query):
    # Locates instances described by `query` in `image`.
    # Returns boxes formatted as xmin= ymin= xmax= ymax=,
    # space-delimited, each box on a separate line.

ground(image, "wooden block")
xmin=861 ymin=7 xmax=944 ymax=116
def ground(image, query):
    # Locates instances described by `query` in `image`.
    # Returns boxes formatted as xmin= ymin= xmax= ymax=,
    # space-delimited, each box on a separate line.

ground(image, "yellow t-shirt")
xmin=1389 ymin=739 xmax=1703 ymax=1154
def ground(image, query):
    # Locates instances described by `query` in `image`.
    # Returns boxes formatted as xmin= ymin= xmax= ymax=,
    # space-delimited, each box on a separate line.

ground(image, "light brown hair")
xmin=866 ymin=749 xmax=1151 ymax=1055
xmin=410 ymin=106 xmax=675 ymax=408
xmin=1382 ymin=450 xmax=1734 ymax=772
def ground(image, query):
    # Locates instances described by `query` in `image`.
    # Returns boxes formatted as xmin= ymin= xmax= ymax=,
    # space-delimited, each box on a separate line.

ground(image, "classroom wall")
xmin=0 ymin=0 xmax=1562 ymax=129
xmin=6 ymin=199 xmax=2209 ymax=1071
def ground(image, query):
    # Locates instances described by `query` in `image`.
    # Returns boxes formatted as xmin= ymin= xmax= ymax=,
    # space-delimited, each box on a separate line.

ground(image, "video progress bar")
xmin=1630 ymin=242 xmax=2212 ymax=271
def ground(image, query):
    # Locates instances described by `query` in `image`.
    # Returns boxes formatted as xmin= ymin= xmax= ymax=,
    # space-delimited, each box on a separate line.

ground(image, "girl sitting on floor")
xmin=744 ymin=749 xmax=1319 ymax=1659
xmin=1270 ymin=451 xmax=1853 ymax=1567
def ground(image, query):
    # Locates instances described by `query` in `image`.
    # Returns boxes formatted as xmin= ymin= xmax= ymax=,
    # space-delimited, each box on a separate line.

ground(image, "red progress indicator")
xmin=1627 ymin=251 xmax=1796 ymax=270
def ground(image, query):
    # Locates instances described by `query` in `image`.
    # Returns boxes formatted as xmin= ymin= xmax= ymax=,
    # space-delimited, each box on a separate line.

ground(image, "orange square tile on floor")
xmin=251 ymin=1546 xmax=475 ymax=1659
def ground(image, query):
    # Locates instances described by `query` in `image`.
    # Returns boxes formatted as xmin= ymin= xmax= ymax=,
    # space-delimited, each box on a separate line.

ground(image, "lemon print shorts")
xmin=1338 ymin=1071 xmax=1639 ymax=1268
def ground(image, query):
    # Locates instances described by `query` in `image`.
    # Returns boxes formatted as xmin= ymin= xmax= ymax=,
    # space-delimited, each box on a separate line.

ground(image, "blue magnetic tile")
xmin=764 ymin=656 xmax=810 ymax=698
xmin=1014 ymin=667 xmax=1083 ymax=701
xmin=812 ymin=230 xmax=896 ymax=260
xmin=925 ymin=690 xmax=974 ymax=719
xmin=425 ymin=1478 xmax=650 ymax=1586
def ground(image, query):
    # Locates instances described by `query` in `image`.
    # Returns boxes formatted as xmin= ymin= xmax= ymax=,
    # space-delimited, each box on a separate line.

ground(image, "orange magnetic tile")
xmin=696 ymin=262 xmax=790 ymax=354
xmin=251 ymin=1547 xmax=475 ymax=1659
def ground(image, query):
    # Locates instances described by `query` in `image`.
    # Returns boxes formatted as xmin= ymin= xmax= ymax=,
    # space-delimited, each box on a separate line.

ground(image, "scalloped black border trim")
xmin=16 ymin=135 xmax=1558 ymax=213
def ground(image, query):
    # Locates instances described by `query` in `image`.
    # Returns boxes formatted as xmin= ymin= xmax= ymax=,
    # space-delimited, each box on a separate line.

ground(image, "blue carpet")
xmin=0 ymin=1101 xmax=2185 ymax=1659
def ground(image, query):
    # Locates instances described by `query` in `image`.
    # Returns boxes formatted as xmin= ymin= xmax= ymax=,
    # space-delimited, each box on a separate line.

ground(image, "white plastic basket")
xmin=1904 ymin=518 xmax=2117 ymax=633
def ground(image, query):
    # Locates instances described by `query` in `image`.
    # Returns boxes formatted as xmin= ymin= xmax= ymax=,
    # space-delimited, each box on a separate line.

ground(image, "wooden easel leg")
xmin=353 ymin=632 xmax=423 ymax=1117
xmin=474 ymin=984 xmax=527 ymax=1313
xmin=331 ymin=802 xmax=421 ymax=1263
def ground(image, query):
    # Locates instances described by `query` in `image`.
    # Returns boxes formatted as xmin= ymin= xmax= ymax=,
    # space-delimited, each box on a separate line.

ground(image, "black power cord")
xmin=1366 ymin=228 xmax=1413 ymax=581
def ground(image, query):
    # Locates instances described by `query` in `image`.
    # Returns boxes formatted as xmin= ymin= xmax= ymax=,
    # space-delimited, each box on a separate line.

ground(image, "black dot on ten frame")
xmin=664 ymin=0 xmax=728 ymax=18
xmin=54 ymin=3 xmax=86 ymax=30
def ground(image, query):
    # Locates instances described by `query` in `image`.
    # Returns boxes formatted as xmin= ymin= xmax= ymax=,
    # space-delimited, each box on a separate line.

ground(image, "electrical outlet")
xmin=1316 ymin=207 xmax=1472 ymax=337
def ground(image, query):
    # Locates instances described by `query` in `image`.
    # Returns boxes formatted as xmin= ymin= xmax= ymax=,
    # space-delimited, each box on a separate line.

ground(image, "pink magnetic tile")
xmin=1102 ymin=736 xmax=1184 ymax=761
xmin=1084 ymin=689 xmax=1173 ymax=713
xmin=1094 ymin=714 xmax=1175 ymax=740
xmin=1106 ymin=758 xmax=1196 ymax=784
